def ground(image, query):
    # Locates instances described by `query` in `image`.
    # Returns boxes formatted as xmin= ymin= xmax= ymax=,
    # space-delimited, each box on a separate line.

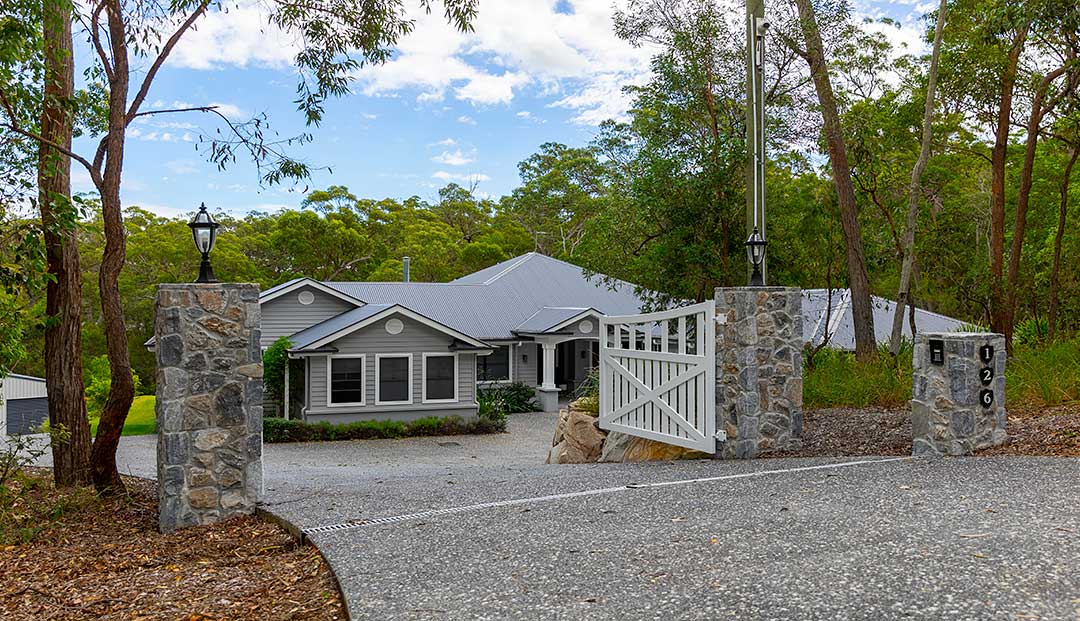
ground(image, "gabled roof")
xmin=288 ymin=303 xmax=491 ymax=353
xmin=260 ymin=277 xmax=365 ymax=307
xmin=325 ymin=253 xmax=646 ymax=340
xmin=514 ymin=307 xmax=601 ymax=334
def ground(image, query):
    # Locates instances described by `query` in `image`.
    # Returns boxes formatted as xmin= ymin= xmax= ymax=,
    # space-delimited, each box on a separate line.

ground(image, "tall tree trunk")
xmin=90 ymin=0 xmax=134 ymax=492
xmin=988 ymin=25 xmax=1029 ymax=349
xmin=793 ymin=0 xmax=876 ymax=361
xmin=1003 ymin=64 xmax=1070 ymax=350
xmin=889 ymin=0 xmax=947 ymax=356
xmin=1048 ymin=146 xmax=1078 ymax=341
xmin=38 ymin=0 xmax=92 ymax=486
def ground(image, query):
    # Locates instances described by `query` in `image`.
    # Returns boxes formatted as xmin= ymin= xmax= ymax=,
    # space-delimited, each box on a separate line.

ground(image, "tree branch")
xmin=0 ymin=89 xmax=101 ymax=188
xmin=125 ymin=0 xmax=211 ymax=123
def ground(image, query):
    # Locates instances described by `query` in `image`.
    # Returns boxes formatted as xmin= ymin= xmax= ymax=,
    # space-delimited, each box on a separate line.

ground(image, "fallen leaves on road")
xmin=0 ymin=470 xmax=345 ymax=620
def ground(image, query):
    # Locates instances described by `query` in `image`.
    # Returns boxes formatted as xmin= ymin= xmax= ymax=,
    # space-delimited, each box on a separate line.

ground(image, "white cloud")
xmin=428 ymin=137 xmax=457 ymax=147
xmin=516 ymin=111 xmax=531 ymax=118
xmin=170 ymin=3 xmax=298 ymax=70
xmin=207 ymin=102 xmax=247 ymax=120
xmin=164 ymin=0 xmax=656 ymax=125
xmin=431 ymin=149 xmax=476 ymax=166
xmin=456 ymin=115 xmax=477 ymax=125
xmin=432 ymin=171 xmax=490 ymax=183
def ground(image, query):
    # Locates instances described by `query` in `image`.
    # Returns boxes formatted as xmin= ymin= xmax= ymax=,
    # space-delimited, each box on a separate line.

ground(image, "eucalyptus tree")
xmin=781 ymin=0 xmax=877 ymax=361
xmin=1 ymin=0 xmax=478 ymax=491
xmin=889 ymin=0 xmax=948 ymax=356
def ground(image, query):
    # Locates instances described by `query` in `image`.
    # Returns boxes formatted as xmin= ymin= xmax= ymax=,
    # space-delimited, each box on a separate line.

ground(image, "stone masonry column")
xmin=911 ymin=332 xmax=1007 ymax=456
xmin=155 ymin=283 xmax=263 ymax=533
xmin=714 ymin=287 xmax=803 ymax=459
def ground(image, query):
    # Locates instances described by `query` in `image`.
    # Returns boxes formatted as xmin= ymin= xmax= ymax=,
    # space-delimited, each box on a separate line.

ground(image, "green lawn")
xmin=89 ymin=395 xmax=157 ymax=436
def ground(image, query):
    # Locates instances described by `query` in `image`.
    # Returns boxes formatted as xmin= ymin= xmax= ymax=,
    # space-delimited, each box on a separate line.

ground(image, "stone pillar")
xmin=155 ymin=283 xmax=263 ymax=534
xmin=714 ymin=287 xmax=803 ymax=459
xmin=911 ymin=332 xmax=1007 ymax=456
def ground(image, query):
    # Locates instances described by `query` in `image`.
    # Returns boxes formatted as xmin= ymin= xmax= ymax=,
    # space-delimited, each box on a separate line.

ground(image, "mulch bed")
xmin=0 ymin=470 xmax=346 ymax=620
xmin=779 ymin=403 xmax=1080 ymax=458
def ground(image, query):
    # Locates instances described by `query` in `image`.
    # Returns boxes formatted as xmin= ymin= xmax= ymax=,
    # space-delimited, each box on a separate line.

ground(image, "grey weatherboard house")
xmin=150 ymin=252 xmax=966 ymax=424
xmin=262 ymin=253 xmax=647 ymax=421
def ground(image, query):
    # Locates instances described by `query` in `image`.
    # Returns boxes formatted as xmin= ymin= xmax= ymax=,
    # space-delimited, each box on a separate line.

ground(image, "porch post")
xmin=541 ymin=342 xmax=557 ymax=390
xmin=283 ymin=359 xmax=290 ymax=421
xmin=537 ymin=340 xmax=560 ymax=412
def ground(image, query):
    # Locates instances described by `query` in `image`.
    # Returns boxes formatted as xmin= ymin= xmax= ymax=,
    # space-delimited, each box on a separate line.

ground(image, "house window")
xmin=376 ymin=354 xmax=412 ymax=404
xmin=477 ymin=345 xmax=511 ymax=382
xmin=423 ymin=354 xmax=457 ymax=403
xmin=328 ymin=355 xmax=365 ymax=406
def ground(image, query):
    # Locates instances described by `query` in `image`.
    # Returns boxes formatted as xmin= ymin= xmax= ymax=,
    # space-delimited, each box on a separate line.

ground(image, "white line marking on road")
xmin=301 ymin=457 xmax=911 ymax=537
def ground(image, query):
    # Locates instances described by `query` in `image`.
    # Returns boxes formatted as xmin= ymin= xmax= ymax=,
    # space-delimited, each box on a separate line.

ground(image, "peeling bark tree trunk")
xmin=988 ymin=25 xmax=1029 ymax=350
xmin=90 ymin=0 xmax=135 ymax=492
xmin=793 ymin=0 xmax=876 ymax=361
xmin=889 ymin=0 xmax=947 ymax=356
xmin=38 ymin=0 xmax=92 ymax=486
xmin=1003 ymin=64 xmax=1070 ymax=349
xmin=1048 ymin=146 xmax=1078 ymax=341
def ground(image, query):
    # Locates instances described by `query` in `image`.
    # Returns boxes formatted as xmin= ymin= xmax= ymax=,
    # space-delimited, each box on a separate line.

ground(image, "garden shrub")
xmin=478 ymin=381 xmax=539 ymax=413
xmin=263 ymin=413 xmax=507 ymax=443
xmin=477 ymin=390 xmax=509 ymax=432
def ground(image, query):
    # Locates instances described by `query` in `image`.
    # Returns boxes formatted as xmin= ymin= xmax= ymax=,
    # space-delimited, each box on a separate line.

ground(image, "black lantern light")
xmin=745 ymin=226 xmax=767 ymax=287
xmin=188 ymin=203 xmax=220 ymax=283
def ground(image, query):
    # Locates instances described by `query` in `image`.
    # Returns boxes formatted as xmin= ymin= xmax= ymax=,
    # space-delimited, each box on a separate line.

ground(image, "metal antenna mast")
xmin=746 ymin=0 xmax=769 ymax=285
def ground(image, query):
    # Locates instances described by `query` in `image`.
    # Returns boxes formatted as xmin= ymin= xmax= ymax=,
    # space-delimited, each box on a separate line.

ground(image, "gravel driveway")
xmin=66 ymin=413 xmax=1080 ymax=620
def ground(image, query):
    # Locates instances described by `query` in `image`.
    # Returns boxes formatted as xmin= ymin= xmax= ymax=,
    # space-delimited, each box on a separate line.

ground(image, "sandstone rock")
xmin=545 ymin=408 xmax=607 ymax=464
xmin=599 ymin=431 xmax=711 ymax=463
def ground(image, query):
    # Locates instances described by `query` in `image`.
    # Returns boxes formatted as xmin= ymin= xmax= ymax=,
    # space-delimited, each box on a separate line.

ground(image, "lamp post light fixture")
xmin=745 ymin=227 xmax=767 ymax=287
xmin=188 ymin=203 xmax=220 ymax=283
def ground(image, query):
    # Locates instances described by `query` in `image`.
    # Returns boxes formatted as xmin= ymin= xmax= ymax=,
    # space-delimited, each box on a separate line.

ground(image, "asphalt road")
xmin=42 ymin=414 xmax=1080 ymax=620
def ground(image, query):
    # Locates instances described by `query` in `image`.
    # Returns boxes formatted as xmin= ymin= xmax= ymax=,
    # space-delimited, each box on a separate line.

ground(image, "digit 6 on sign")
xmin=979 ymin=389 xmax=994 ymax=408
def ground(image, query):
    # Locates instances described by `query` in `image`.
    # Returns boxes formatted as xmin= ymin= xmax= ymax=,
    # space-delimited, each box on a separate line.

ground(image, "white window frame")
xmin=421 ymin=353 xmax=459 ymax=404
xmin=326 ymin=354 xmax=366 ymax=407
xmin=375 ymin=353 xmax=413 ymax=405
xmin=477 ymin=343 xmax=514 ymax=384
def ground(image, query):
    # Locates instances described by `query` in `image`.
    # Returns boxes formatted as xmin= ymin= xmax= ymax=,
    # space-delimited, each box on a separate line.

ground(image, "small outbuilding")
xmin=1 ymin=374 xmax=49 ymax=436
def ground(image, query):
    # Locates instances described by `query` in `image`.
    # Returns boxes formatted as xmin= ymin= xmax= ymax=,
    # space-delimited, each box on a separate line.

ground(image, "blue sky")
xmin=69 ymin=0 xmax=929 ymax=219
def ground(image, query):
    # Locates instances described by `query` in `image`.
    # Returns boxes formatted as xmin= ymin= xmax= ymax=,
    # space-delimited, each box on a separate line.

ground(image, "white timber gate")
xmin=598 ymin=301 xmax=716 ymax=452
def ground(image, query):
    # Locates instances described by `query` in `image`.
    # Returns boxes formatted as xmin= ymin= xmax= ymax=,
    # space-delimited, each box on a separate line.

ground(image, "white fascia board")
xmin=259 ymin=278 xmax=365 ymax=307
xmin=305 ymin=305 xmax=490 ymax=351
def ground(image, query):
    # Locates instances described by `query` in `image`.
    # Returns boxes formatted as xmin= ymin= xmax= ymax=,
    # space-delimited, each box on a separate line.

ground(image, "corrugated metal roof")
xmin=802 ymin=289 xmax=967 ymax=350
xmin=514 ymin=307 xmax=592 ymax=333
xmin=326 ymin=253 xmax=647 ymax=340
xmin=1 ymin=374 xmax=48 ymax=400
xmin=288 ymin=304 xmax=395 ymax=350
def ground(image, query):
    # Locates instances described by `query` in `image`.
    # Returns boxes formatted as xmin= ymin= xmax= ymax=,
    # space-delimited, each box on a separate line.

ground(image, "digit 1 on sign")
xmin=979 ymin=367 xmax=993 ymax=386
xmin=979 ymin=389 xmax=994 ymax=408
xmin=979 ymin=344 xmax=994 ymax=364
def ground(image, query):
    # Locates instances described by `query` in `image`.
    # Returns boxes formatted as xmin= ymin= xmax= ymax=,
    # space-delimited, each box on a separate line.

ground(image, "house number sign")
xmin=978 ymin=344 xmax=995 ymax=408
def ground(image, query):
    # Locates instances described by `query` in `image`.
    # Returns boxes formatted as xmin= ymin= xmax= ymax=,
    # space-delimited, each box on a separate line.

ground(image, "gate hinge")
xmin=713 ymin=430 xmax=728 ymax=442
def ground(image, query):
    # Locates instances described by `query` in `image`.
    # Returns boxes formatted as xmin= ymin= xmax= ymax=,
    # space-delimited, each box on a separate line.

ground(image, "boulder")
xmin=599 ymin=431 xmax=711 ymax=463
xmin=546 ymin=408 xmax=607 ymax=464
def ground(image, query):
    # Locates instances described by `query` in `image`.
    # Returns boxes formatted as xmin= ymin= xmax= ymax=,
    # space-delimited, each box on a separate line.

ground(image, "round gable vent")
xmin=297 ymin=291 xmax=315 ymax=305
xmin=578 ymin=320 xmax=594 ymax=334
xmin=385 ymin=318 xmax=404 ymax=335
